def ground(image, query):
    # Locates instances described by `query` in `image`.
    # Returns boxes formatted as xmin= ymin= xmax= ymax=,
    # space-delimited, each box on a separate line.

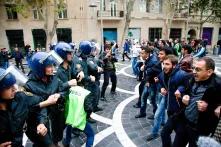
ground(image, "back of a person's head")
xmin=182 ymin=44 xmax=193 ymax=54
xmin=160 ymin=46 xmax=173 ymax=55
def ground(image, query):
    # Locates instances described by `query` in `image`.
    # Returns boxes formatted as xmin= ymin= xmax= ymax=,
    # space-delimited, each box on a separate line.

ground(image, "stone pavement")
xmin=14 ymin=54 xmax=220 ymax=147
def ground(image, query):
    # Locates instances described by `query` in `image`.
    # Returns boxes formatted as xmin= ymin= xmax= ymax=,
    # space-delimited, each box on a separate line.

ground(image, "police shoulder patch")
xmin=19 ymin=87 xmax=34 ymax=96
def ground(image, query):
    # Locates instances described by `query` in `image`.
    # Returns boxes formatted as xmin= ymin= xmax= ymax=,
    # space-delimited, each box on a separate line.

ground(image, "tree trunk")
xmin=44 ymin=0 xmax=58 ymax=51
xmin=120 ymin=0 xmax=135 ymax=51
xmin=199 ymin=10 xmax=203 ymax=39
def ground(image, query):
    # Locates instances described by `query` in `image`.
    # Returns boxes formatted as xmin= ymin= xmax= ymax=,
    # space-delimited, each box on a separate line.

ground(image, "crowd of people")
xmin=0 ymin=37 xmax=220 ymax=147
xmin=124 ymin=38 xmax=221 ymax=146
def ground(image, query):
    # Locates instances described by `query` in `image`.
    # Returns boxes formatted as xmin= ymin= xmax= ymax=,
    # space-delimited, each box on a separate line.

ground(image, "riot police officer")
xmin=24 ymin=52 xmax=70 ymax=146
xmin=0 ymin=67 xmax=59 ymax=147
xmin=72 ymin=41 xmax=97 ymax=123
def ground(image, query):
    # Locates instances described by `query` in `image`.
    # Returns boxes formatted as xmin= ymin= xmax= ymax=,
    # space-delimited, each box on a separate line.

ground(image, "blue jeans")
xmin=131 ymin=57 xmax=138 ymax=76
xmin=151 ymin=94 xmax=166 ymax=135
xmin=64 ymin=123 xmax=94 ymax=147
xmin=140 ymin=86 xmax=149 ymax=115
xmin=140 ymin=83 xmax=157 ymax=115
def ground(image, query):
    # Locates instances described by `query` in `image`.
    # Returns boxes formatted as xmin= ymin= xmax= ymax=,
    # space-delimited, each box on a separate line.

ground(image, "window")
xmin=139 ymin=0 xmax=146 ymax=12
xmin=32 ymin=7 xmax=43 ymax=20
xmin=110 ymin=1 xmax=117 ymax=16
xmin=146 ymin=0 xmax=150 ymax=12
xmin=202 ymin=27 xmax=213 ymax=45
xmin=58 ymin=1 xmax=67 ymax=19
xmin=170 ymin=28 xmax=182 ymax=40
xmin=128 ymin=28 xmax=141 ymax=41
xmin=56 ymin=28 xmax=72 ymax=42
xmin=5 ymin=4 xmax=17 ymax=20
xmin=102 ymin=0 xmax=106 ymax=11
xmin=6 ymin=30 xmax=24 ymax=50
xmin=32 ymin=29 xmax=46 ymax=50
xmin=149 ymin=28 xmax=162 ymax=42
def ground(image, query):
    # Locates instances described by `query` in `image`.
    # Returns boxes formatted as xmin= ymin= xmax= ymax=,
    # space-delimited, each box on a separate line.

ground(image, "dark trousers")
xmin=161 ymin=113 xmax=186 ymax=147
xmin=26 ymin=122 xmax=53 ymax=147
xmin=122 ymin=52 xmax=131 ymax=61
xmin=136 ymin=80 xmax=145 ymax=106
xmin=173 ymin=120 xmax=199 ymax=147
xmin=101 ymin=70 xmax=117 ymax=97
xmin=15 ymin=60 xmax=25 ymax=73
xmin=86 ymin=82 xmax=99 ymax=111
xmin=49 ymin=108 xmax=66 ymax=144
xmin=94 ymin=81 xmax=101 ymax=108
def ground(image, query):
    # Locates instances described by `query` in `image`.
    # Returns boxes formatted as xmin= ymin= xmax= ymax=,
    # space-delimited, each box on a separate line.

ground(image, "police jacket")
xmin=0 ymin=92 xmax=44 ymax=147
xmin=87 ymin=55 xmax=102 ymax=81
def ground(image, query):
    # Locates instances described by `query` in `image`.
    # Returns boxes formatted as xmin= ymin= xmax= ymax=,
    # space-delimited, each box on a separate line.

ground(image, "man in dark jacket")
xmin=100 ymin=45 xmax=118 ymax=101
xmin=0 ymin=67 xmax=59 ymax=147
xmin=12 ymin=47 xmax=25 ymax=73
xmin=159 ymin=55 xmax=190 ymax=147
xmin=173 ymin=57 xmax=221 ymax=147
xmin=135 ymin=46 xmax=161 ymax=118
xmin=179 ymin=44 xmax=193 ymax=73
xmin=0 ymin=48 xmax=10 ymax=69
xmin=25 ymin=52 xmax=70 ymax=147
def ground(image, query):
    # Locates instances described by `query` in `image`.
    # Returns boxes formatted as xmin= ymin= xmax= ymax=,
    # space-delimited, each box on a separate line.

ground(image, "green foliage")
xmin=190 ymin=0 xmax=221 ymax=22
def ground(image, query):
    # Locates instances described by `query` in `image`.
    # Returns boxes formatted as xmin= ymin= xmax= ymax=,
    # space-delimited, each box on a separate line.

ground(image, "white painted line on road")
xmin=81 ymin=127 xmax=114 ymax=147
xmin=100 ymin=80 xmax=136 ymax=95
xmin=116 ymin=62 xmax=128 ymax=66
xmin=120 ymin=65 xmax=136 ymax=78
xmin=113 ymin=94 xmax=138 ymax=147
xmin=115 ymin=87 xmax=136 ymax=95
xmin=91 ymin=113 xmax=113 ymax=125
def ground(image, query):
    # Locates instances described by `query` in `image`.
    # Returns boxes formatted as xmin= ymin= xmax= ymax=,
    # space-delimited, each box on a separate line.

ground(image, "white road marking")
xmin=112 ymin=94 xmax=139 ymax=147
xmin=91 ymin=113 xmax=113 ymax=125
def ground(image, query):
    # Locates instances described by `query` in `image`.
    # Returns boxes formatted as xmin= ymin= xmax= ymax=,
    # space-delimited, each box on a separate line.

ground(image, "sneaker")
xmin=111 ymin=91 xmax=117 ymax=95
xmin=146 ymin=134 xmax=159 ymax=141
xmin=147 ymin=115 xmax=154 ymax=120
xmin=133 ymin=104 xmax=141 ymax=108
xmin=100 ymin=97 xmax=107 ymax=101
xmin=135 ymin=113 xmax=146 ymax=118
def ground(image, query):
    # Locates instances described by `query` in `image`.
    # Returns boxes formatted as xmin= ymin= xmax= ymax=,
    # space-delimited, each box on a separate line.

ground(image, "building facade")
xmin=0 ymin=0 xmax=220 ymax=51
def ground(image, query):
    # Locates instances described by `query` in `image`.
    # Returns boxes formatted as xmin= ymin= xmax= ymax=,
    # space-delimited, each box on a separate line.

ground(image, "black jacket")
xmin=192 ymin=74 xmax=221 ymax=135
xmin=24 ymin=73 xmax=69 ymax=134
xmin=0 ymin=92 xmax=43 ymax=146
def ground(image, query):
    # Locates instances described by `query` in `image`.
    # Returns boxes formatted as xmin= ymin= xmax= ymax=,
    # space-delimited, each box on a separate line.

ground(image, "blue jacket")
xmin=193 ymin=47 xmax=206 ymax=58
xmin=144 ymin=54 xmax=161 ymax=84
xmin=123 ymin=41 xmax=130 ymax=53
xmin=158 ymin=67 xmax=190 ymax=114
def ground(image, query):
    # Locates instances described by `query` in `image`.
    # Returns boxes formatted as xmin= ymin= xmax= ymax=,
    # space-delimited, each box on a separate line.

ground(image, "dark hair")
xmin=198 ymin=57 xmax=215 ymax=71
xmin=164 ymin=55 xmax=178 ymax=66
xmin=160 ymin=46 xmax=173 ymax=55
xmin=141 ymin=46 xmax=152 ymax=54
xmin=182 ymin=44 xmax=192 ymax=54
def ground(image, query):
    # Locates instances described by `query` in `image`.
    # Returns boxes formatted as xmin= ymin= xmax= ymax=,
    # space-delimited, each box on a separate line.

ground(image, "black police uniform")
xmin=0 ymin=92 xmax=45 ymax=147
xmin=24 ymin=73 xmax=69 ymax=146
